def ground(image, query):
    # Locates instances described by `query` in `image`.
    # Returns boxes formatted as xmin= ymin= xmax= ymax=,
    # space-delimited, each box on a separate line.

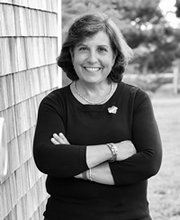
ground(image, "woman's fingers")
xmin=51 ymin=137 xmax=60 ymax=145
xmin=59 ymin=133 xmax=70 ymax=144
xmin=53 ymin=133 xmax=63 ymax=143
xmin=51 ymin=133 xmax=70 ymax=145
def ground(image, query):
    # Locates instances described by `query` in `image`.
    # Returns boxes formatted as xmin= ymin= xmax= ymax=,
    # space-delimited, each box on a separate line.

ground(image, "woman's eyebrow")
xmin=98 ymin=45 xmax=109 ymax=48
xmin=76 ymin=43 xmax=109 ymax=48
xmin=76 ymin=43 xmax=87 ymax=47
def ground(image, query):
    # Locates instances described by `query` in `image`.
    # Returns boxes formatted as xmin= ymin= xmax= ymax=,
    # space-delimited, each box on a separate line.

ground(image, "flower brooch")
xmin=108 ymin=106 xmax=118 ymax=114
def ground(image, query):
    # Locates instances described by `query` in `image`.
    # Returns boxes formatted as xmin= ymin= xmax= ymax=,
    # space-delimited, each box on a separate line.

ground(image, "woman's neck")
xmin=72 ymin=80 xmax=117 ymax=105
xmin=76 ymin=80 xmax=111 ymax=98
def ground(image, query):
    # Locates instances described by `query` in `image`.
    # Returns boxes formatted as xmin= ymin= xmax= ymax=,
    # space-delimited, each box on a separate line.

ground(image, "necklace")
xmin=74 ymin=81 xmax=113 ymax=105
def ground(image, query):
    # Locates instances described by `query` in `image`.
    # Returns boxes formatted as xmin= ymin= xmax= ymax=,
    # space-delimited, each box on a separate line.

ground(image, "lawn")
xmin=148 ymin=93 xmax=180 ymax=220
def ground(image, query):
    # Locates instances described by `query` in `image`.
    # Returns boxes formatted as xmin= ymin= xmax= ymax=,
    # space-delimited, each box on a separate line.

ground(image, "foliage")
xmin=133 ymin=26 xmax=180 ymax=73
xmin=176 ymin=0 xmax=180 ymax=17
xmin=62 ymin=0 xmax=180 ymax=74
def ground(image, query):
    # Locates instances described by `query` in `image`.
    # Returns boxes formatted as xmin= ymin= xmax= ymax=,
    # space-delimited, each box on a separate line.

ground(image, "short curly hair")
xmin=57 ymin=12 xmax=133 ymax=82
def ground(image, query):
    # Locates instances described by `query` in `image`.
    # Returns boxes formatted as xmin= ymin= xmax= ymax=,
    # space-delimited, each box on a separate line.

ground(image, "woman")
xmin=33 ymin=13 xmax=162 ymax=220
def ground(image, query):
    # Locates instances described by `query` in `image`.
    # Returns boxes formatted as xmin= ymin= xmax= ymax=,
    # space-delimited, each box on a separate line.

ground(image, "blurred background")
xmin=0 ymin=0 xmax=180 ymax=219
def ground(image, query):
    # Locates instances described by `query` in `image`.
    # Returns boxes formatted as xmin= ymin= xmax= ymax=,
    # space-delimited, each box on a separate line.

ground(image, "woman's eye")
xmin=98 ymin=47 xmax=107 ymax=53
xmin=79 ymin=47 xmax=88 ymax=51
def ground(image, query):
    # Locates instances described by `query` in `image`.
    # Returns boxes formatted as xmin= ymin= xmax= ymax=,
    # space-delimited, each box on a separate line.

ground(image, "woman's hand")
xmin=115 ymin=140 xmax=136 ymax=161
xmin=51 ymin=133 xmax=70 ymax=145
xmin=50 ymin=133 xmax=85 ymax=179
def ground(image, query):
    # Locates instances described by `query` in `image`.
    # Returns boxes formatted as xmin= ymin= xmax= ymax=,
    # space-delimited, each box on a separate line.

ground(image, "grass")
xmin=148 ymin=92 xmax=180 ymax=220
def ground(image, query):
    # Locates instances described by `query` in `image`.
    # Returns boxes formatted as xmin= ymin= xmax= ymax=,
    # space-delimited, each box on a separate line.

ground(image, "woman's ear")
xmin=112 ymin=53 xmax=116 ymax=67
xmin=113 ymin=55 xmax=116 ymax=65
xmin=69 ymin=48 xmax=74 ymax=60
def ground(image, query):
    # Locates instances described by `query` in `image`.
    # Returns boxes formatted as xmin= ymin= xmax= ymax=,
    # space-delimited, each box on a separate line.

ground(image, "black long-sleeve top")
xmin=33 ymin=82 xmax=162 ymax=220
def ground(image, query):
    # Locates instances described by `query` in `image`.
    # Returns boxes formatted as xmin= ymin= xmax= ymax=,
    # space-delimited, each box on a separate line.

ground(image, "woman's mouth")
xmin=84 ymin=67 xmax=102 ymax=72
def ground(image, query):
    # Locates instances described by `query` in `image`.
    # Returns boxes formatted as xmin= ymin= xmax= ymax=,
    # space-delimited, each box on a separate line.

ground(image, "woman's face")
xmin=70 ymin=31 xmax=116 ymax=85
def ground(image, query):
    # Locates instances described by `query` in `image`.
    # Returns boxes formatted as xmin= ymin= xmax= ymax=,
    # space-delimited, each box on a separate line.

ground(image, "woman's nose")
xmin=87 ymin=50 xmax=98 ymax=63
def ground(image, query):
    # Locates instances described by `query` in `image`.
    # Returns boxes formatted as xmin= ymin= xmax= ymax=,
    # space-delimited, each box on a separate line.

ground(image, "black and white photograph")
xmin=0 ymin=0 xmax=180 ymax=219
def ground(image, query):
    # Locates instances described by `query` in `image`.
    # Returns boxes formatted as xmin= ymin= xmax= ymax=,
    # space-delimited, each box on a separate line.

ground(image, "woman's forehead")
xmin=77 ymin=31 xmax=111 ymax=46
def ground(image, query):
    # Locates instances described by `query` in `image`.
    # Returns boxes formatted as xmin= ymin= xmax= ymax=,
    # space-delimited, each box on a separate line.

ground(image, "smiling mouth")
xmin=84 ymin=67 xmax=102 ymax=72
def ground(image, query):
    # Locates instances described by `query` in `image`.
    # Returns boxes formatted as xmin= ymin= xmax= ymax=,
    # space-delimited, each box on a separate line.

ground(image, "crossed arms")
xmin=33 ymin=90 xmax=162 ymax=186
xmin=51 ymin=132 xmax=136 ymax=185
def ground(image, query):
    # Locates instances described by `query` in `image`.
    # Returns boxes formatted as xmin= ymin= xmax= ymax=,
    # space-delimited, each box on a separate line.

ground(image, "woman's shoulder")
xmin=48 ymin=84 xmax=70 ymax=98
xmin=40 ymin=84 xmax=71 ymax=106
xmin=120 ymin=81 xmax=150 ymax=107
xmin=120 ymin=81 xmax=148 ymax=98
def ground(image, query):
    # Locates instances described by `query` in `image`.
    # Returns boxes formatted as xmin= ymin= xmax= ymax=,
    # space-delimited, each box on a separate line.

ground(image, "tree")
xmin=109 ymin=0 xmax=180 ymax=73
xmin=176 ymin=0 xmax=180 ymax=17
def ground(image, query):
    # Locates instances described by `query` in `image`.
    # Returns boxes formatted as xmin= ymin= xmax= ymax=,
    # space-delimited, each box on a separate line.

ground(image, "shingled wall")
xmin=0 ymin=0 xmax=61 ymax=219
